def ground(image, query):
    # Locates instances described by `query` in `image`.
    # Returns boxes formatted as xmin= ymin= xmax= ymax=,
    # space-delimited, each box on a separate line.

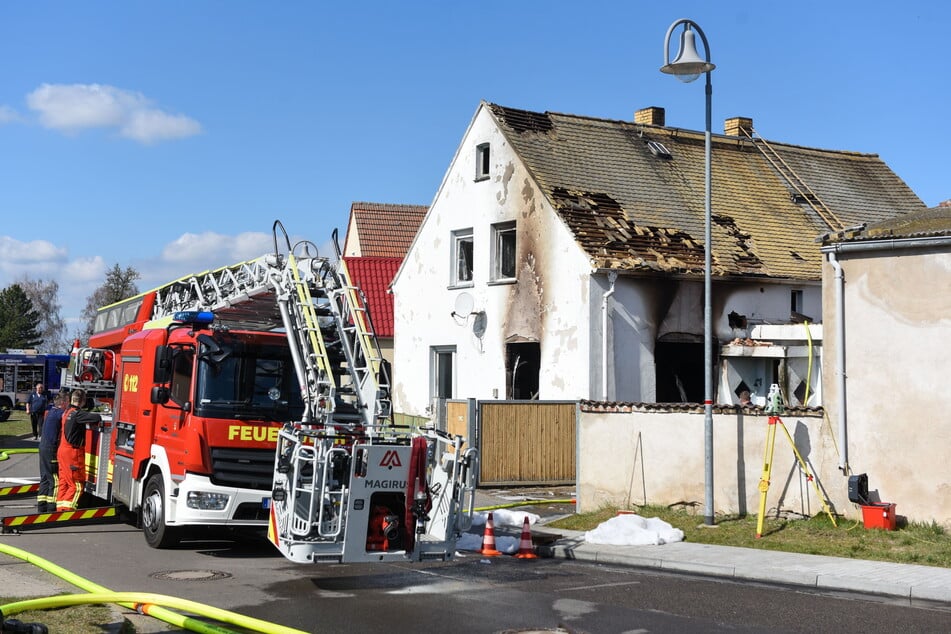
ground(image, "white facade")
xmin=392 ymin=106 xmax=592 ymax=416
xmin=393 ymin=104 xmax=824 ymax=416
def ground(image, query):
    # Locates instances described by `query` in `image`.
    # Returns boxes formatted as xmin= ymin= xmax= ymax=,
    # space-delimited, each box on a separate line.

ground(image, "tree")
xmin=0 ymin=284 xmax=43 ymax=351
xmin=81 ymin=264 xmax=140 ymax=338
xmin=16 ymin=277 xmax=69 ymax=353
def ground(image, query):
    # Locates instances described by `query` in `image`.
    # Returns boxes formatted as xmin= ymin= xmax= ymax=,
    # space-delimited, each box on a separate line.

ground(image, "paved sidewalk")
xmin=536 ymin=527 xmax=951 ymax=605
xmin=473 ymin=486 xmax=951 ymax=606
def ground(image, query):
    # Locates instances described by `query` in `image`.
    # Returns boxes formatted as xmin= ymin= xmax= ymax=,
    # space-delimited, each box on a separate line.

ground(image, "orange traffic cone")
xmin=514 ymin=516 xmax=538 ymax=559
xmin=480 ymin=512 xmax=502 ymax=556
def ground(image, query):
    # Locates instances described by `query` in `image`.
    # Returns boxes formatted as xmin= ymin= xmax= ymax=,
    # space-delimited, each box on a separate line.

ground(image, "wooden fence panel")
xmin=478 ymin=401 xmax=576 ymax=485
xmin=446 ymin=400 xmax=469 ymax=442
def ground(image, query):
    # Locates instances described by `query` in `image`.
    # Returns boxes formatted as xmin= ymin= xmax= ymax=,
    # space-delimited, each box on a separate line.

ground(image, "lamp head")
xmin=661 ymin=27 xmax=715 ymax=83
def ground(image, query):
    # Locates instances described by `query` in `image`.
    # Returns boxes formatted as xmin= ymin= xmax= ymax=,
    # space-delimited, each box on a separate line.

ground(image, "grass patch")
xmin=0 ymin=600 xmax=127 ymax=634
xmin=1 ymin=413 xmax=130 ymax=631
xmin=1 ymin=409 xmax=33 ymax=439
xmin=547 ymin=503 xmax=951 ymax=568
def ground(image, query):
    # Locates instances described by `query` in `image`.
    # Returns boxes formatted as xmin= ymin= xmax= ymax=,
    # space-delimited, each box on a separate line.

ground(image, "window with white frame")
xmin=451 ymin=229 xmax=474 ymax=286
xmin=475 ymin=143 xmax=490 ymax=181
xmin=491 ymin=221 xmax=516 ymax=282
xmin=431 ymin=346 xmax=456 ymax=400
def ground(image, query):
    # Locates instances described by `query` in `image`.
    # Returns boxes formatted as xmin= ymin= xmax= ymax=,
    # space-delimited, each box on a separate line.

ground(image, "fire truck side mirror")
xmin=151 ymin=386 xmax=170 ymax=405
xmin=154 ymin=345 xmax=172 ymax=384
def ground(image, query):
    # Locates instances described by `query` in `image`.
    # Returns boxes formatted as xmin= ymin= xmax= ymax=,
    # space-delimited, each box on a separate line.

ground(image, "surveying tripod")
xmin=755 ymin=384 xmax=837 ymax=538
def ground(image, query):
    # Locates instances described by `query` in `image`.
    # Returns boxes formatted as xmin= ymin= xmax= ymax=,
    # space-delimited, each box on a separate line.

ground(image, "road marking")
xmin=557 ymin=580 xmax=642 ymax=592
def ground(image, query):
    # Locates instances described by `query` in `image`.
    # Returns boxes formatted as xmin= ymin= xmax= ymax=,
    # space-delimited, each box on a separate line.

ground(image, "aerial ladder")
xmin=264 ymin=222 xmax=478 ymax=563
xmin=52 ymin=222 xmax=478 ymax=563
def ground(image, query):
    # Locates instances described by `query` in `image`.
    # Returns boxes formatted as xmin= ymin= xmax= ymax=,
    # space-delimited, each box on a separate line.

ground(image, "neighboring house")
xmin=341 ymin=202 xmax=426 ymax=371
xmin=342 ymin=201 xmax=427 ymax=258
xmin=391 ymin=101 xmax=925 ymax=417
xmin=818 ymin=205 xmax=951 ymax=525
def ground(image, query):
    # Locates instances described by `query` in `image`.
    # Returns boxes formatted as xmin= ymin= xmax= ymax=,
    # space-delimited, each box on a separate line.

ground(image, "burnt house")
xmin=390 ymin=102 xmax=926 ymax=416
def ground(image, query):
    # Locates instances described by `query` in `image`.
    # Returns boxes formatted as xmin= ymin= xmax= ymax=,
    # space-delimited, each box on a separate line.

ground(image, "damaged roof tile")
xmin=487 ymin=103 xmax=926 ymax=281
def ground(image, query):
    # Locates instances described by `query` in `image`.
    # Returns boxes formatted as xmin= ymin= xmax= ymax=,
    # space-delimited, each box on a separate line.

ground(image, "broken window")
xmin=451 ymin=229 xmax=473 ymax=286
xmin=790 ymin=289 xmax=803 ymax=315
xmin=491 ymin=221 xmax=516 ymax=281
xmin=475 ymin=143 xmax=490 ymax=181
xmin=654 ymin=339 xmax=712 ymax=403
xmin=506 ymin=342 xmax=539 ymax=400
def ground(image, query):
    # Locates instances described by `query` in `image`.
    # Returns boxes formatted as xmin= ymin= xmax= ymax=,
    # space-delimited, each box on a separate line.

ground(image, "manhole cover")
xmin=150 ymin=570 xmax=232 ymax=582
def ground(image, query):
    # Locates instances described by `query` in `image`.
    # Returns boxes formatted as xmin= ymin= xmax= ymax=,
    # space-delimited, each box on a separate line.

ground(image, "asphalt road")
xmin=1 ymin=451 xmax=950 ymax=633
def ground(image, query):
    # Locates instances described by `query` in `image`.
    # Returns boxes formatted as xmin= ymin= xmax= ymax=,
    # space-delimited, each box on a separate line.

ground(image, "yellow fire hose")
xmin=0 ymin=448 xmax=39 ymax=461
xmin=0 ymin=449 xmax=574 ymax=630
xmin=0 ymin=542 xmax=307 ymax=634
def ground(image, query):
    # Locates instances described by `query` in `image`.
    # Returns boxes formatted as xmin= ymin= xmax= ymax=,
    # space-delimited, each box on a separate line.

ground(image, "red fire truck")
xmin=10 ymin=222 xmax=478 ymax=564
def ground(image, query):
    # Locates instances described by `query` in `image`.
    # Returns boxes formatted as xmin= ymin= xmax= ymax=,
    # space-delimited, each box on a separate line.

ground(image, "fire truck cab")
xmin=86 ymin=312 xmax=297 ymax=546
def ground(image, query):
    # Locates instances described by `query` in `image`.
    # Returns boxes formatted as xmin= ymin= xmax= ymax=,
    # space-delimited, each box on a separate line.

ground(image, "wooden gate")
xmin=478 ymin=401 xmax=576 ymax=485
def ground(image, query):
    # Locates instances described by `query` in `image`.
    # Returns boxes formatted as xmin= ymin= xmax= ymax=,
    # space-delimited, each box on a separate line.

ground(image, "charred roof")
xmin=487 ymin=103 xmax=926 ymax=281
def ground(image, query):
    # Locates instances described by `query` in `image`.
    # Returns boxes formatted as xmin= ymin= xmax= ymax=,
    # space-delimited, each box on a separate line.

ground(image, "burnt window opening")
xmin=794 ymin=379 xmax=808 ymax=405
xmin=451 ymin=229 xmax=473 ymax=286
xmin=733 ymin=380 xmax=751 ymax=400
xmin=491 ymin=221 xmax=516 ymax=281
xmin=475 ymin=143 xmax=490 ymax=181
xmin=790 ymin=289 xmax=803 ymax=314
xmin=506 ymin=342 xmax=539 ymax=400
xmin=654 ymin=339 xmax=715 ymax=403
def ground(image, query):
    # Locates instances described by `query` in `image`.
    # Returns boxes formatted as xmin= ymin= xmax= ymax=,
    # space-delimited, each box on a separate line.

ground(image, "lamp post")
xmin=661 ymin=19 xmax=716 ymax=526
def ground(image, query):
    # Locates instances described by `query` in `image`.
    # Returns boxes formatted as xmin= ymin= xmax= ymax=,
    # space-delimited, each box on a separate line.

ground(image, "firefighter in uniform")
xmin=37 ymin=391 xmax=68 ymax=513
xmin=55 ymin=389 xmax=102 ymax=512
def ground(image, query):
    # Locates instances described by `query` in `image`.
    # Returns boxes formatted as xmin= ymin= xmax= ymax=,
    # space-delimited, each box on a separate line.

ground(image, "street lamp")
xmin=661 ymin=19 xmax=716 ymax=526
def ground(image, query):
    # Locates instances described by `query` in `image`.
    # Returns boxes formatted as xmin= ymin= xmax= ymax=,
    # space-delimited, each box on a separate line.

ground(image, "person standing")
xmin=26 ymin=382 xmax=48 ymax=440
xmin=55 ymin=389 xmax=101 ymax=512
xmin=37 ymin=391 xmax=68 ymax=513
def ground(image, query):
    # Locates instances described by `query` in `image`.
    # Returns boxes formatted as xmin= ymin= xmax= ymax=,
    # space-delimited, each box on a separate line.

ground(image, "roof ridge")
xmin=487 ymin=101 xmax=880 ymax=158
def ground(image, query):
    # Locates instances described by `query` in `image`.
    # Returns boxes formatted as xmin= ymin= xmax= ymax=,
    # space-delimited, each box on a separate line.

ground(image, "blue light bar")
xmin=172 ymin=311 xmax=214 ymax=325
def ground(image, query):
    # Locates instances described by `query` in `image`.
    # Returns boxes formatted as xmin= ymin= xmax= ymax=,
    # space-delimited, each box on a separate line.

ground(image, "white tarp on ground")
xmin=456 ymin=509 xmax=685 ymax=553
xmin=457 ymin=510 xmax=541 ymax=554
xmin=584 ymin=513 xmax=684 ymax=546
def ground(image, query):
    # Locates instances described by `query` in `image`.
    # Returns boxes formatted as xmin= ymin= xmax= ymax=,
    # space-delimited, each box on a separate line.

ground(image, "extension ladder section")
xmin=741 ymin=128 xmax=845 ymax=232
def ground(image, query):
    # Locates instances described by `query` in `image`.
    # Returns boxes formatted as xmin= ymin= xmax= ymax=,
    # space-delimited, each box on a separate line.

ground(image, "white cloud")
xmin=0 ymin=237 xmax=105 ymax=326
xmin=0 ymin=230 xmax=322 ymax=327
xmin=25 ymin=83 xmax=202 ymax=144
xmin=63 ymin=256 xmax=107 ymax=283
xmin=159 ymin=231 xmax=274 ymax=265
xmin=0 ymin=105 xmax=19 ymax=124
xmin=0 ymin=236 xmax=67 ymax=265
xmin=121 ymin=108 xmax=202 ymax=143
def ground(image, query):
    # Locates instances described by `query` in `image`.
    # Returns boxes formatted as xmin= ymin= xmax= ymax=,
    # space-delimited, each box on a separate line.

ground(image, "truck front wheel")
xmin=142 ymin=474 xmax=181 ymax=548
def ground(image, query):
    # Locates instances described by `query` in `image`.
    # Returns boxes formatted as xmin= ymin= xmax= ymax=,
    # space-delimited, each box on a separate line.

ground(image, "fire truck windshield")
xmin=193 ymin=341 xmax=304 ymax=422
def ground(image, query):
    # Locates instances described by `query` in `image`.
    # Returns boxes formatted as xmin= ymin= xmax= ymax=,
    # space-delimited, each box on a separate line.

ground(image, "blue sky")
xmin=1 ymin=1 xmax=947 ymax=334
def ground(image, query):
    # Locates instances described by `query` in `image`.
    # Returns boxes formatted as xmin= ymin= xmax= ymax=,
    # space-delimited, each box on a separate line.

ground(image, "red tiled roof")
xmin=348 ymin=202 xmax=427 ymax=257
xmin=343 ymin=256 xmax=402 ymax=337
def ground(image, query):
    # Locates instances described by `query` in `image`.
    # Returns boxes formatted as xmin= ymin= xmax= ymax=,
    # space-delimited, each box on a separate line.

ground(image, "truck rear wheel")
xmin=142 ymin=474 xmax=181 ymax=548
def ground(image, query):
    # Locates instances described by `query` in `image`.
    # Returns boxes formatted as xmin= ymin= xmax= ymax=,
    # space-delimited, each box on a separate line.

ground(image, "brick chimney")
xmin=635 ymin=106 xmax=665 ymax=126
xmin=724 ymin=116 xmax=753 ymax=137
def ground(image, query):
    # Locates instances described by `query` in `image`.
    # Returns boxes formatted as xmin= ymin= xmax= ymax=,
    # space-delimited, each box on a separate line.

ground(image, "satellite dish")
xmin=472 ymin=311 xmax=487 ymax=338
xmin=453 ymin=292 xmax=474 ymax=317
